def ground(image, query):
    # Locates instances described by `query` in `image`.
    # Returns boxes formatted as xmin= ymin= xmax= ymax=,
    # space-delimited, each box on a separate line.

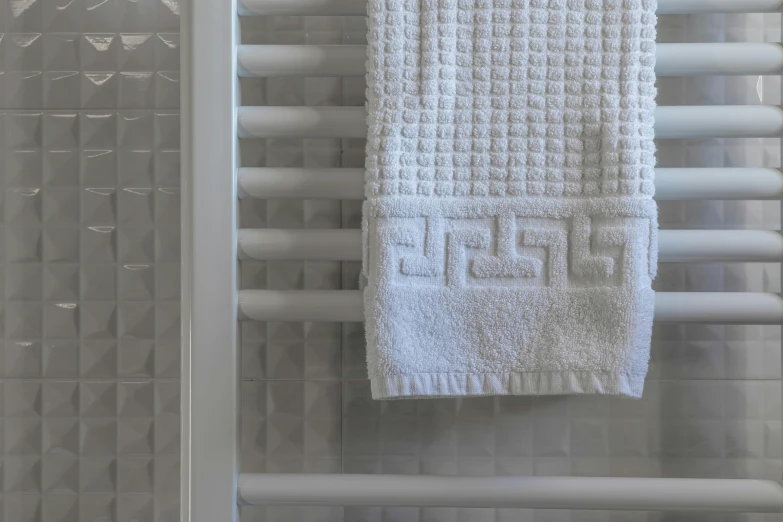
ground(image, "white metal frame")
xmin=181 ymin=0 xmax=239 ymax=521
xmin=182 ymin=1 xmax=783 ymax=521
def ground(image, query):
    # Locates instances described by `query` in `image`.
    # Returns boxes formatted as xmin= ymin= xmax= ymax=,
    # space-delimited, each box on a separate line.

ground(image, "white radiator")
xmin=181 ymin=0 xmax=783 ymax=521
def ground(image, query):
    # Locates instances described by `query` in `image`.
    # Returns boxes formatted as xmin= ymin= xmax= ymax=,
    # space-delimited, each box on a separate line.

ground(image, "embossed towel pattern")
xmin=363 ymin=0 xmax=658 ymax=399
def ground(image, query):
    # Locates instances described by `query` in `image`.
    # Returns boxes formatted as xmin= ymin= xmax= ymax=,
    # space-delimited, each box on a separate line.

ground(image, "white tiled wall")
xmin=237 ymin=10 xmax=783 ymax=522
xmin=0 ymin=0 xmax=181 ymax=521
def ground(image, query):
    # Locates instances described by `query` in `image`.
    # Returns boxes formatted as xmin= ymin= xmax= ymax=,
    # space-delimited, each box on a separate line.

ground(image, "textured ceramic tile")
xmin=0 ymin=0 xmax=180 ymax=520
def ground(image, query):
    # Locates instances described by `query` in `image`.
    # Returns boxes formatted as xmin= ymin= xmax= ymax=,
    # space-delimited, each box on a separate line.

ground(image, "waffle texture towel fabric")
xmin=363 ymin=0 xmax=658 ymax=399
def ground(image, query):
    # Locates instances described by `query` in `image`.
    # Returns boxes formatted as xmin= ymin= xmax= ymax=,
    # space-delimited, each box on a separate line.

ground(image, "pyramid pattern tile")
xmin=1 ymin=0 xmax=181 ymax=520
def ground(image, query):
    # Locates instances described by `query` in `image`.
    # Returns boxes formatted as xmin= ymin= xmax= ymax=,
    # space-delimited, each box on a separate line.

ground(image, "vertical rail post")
xmin=779 ymin=5 xmax=783 ymax=480
xmin=181 ymin=0 xmax=240 ymax=520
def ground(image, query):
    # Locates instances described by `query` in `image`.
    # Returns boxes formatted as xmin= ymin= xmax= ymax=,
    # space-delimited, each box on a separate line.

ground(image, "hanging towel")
xmin=363 ymin=0 xmax=658 ymax=399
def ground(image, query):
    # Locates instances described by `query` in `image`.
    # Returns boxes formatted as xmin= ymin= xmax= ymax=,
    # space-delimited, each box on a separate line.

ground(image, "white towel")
xmin=363 ymin=0 xmax=658 ymax=399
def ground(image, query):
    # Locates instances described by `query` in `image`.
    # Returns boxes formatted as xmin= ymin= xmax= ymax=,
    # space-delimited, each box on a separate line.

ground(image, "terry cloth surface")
xmin=363 ymin=0 xmax=658 ymax=399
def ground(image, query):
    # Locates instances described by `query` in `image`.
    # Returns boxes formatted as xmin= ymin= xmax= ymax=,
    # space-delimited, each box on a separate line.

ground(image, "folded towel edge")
xmin=370 ymin=370 xmax=646 ymax=400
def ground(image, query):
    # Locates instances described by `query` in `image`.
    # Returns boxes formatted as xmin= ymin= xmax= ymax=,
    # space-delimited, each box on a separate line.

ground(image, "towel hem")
xmin=370 ymin=371 xmax=646 ymax=400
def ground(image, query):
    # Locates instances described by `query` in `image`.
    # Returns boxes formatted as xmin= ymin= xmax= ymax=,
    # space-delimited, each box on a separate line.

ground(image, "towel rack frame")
xmin=181 ymin=1 xmax=783 ymax=521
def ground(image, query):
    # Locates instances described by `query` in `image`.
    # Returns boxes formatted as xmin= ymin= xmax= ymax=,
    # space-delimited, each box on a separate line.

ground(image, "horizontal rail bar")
xmin=653 ymin=293 xmax=783 ymax=324
xmin=238 ymin=229 xmax=783 ymax=263
xmin=238 ymin=0 xmax=366 ymax=16
xmin=238 ymin=107 xmax=367 ymax=139
xmin=237 ymin=0 xmax=783 ymax=16
xmin=654 ymin=168 xmax=783 ymax=200
xmin=238 ymin=168 xmax=366 ymax=199
xmin=238 ymin=45 xmax=366 ymax=77
xmin=239 ymin=290 xmax=364 ymax=322
xmin=238 ymin=44 xmax=783 ymax=78
xmin=238 ymin=474 xmax=783 ymax=512
xmin=657 ymin=230 xmax=783 ymax=262
xmin=239 ymin=229 xmax=362 ymax=260
xmin=238 ymin=290 xmax=783 ymax=324
xmin=237 ymin=106 xmax=783 ymax=139
xmin=656 ymin=106 xmax=783 ymax=138
xmin=655 ymin=0 xmax=783 ymax=13
xmin=654 ymin=43 xmax=783 ymax=76
xmin=237 ymin=167 xmax=783 ymax=201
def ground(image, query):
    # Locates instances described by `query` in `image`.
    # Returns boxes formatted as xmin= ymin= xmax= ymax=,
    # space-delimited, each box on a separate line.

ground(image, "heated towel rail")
xmin=182 ymin=0 xmax=783 ymax=521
